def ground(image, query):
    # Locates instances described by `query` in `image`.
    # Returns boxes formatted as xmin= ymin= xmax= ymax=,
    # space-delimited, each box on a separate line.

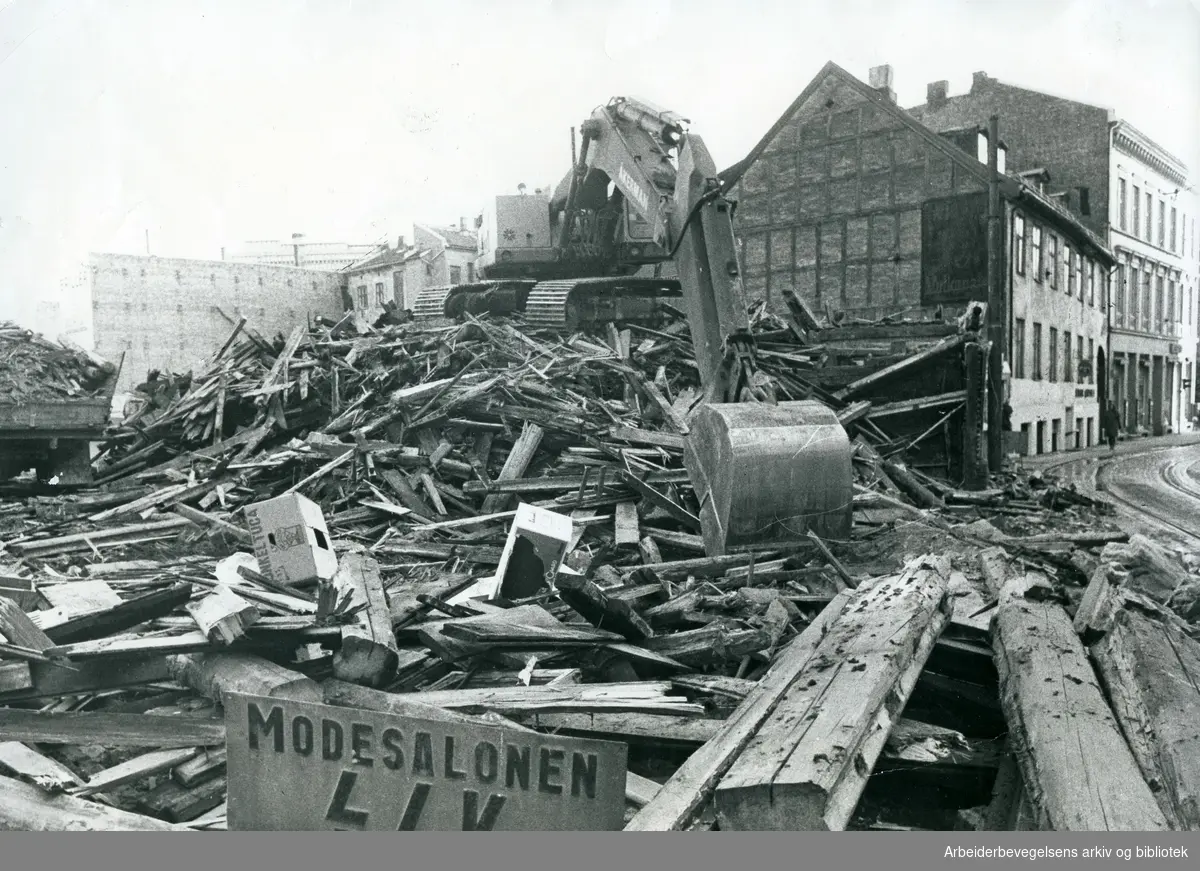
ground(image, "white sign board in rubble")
xmin=225 ymin=692 xmax=628 ymax=831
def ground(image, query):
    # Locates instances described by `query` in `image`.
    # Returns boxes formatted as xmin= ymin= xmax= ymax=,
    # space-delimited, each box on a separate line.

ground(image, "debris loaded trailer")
xmin=0 ymin=304 xmax=1198 ymax=831
xmin=0 ymin=323 xmax=122 ymax=486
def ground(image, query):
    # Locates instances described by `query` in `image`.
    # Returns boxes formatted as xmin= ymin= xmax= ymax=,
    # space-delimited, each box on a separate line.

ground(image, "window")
xmin=1014 ymin=213 xmax=1026 ymax=275
xmin=1031 ymin=225 xmax=1044 ymax=281
xmin=1033 ymin=322 xmax=1043 ymax=381
xmin=1077 ymin=336 xmax=1085 ymax=383
xmin=1142 ymin=270 xmax=1152 ymax=332
xmin=1087 ymin=260 xmax=1096 ymax=307
xmin=1157 ymin=200 xmax=1166 ymax=247
xmin=1048 ymin=234 xmax=1059 ymax=289
xmin=1118 ymin=179 xmax=1127 ymax=231
xmin=467 ymin=262 xmax=476 ymax=282
xmin=1064 ymin=330 xmax=1073 ymax=382
xmin=1156 ymin=275 xmax=1165 ymax=334
xmin=1014 ymin=319 xmax=1026 ymax=379
xmin=1146 ymin=192 xmax=1153 ymax=242
xmin=1133 ymin=185 xmax=1141 ymax=236
xmin=356 ymin=285 xmax=368 ymax=308
xmin=450 ymin=266 xmax=462 ymax=285
xmin=1049 ymin=327 xmax=1058 ymax=382
xmin=1087 ymin=338 xmax=1095 ymax=384
xmin=1189 ymin=287 xmax=1193 ymax=325
xmin=1171 ymin=207 xmax=1178 ymax=252
xmin=375 ymin=282 xmax=385 ymax=306
xmin=1066 ymin=247 xmax=1076 ymax=297
xmin=1127 ymin=264 xmax=1138 ymax=328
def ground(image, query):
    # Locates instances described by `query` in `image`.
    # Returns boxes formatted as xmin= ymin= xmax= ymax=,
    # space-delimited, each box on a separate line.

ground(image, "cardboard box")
xmin=244 ymin=493 xmax=337 ymax=586
xmin=495 ymin=503 xmax=574 ymax=601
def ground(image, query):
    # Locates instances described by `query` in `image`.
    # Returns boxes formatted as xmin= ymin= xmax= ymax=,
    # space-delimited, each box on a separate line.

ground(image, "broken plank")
xmin=0 ymin=598 xmax=54 ymax=652
xmin=138 ymin=776 xmax=227 ymax=823
xmin=331 ymin=552 xmax=401 ymax=688
xmin=713 ymin=556 xmax=952 ymax=830
xmin=512 ymin=711 xmax=720 ymax=745
xmin=173 ymin=747 xmax=227 ymax=788
xmin=72 ymin=748 xmax=202 ymax=798
xmin=186 ymin=585 xmax=260 ymax=645
xmin=0 ymin=773 xmax=186 ymax=830
xmin=322 ymin=679 xmax=539 ymax=733
xmin=607 ymin=426 xmax=686 ymax=451
xmin=167 ymin=653 xmax=322 ymax=706
xmin=0 ymin=741 xmax=82 ymax=792
xmin=625 ymin=591 xmax=853 ymax=831
xmin=481 ymin=422 xmax=545 ymax=514
xmin=833 ymin=333 xmax=966 ymax=400
xmin=556 ymin=574 xmax=653 ymax=642
xmin=614 ymin=501 xmax=640 ymax=547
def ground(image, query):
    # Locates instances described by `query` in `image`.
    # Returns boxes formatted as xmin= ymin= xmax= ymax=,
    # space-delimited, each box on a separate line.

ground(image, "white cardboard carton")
xmin=493 ymin=503 xmax=574 ymax=601
xmin=244 ymin=493 xmax=338 ymax=586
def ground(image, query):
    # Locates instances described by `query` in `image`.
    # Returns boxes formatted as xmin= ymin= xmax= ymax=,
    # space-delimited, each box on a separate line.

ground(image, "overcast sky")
xmin=1 ymin=0 xmax=1198 ymax=332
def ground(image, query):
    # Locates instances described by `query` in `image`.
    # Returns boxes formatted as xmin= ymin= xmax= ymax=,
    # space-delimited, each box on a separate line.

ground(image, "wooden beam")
xmin=0 ymin=709 xmax=224 ymax=748
xmin=713 ymin=556 xmax=951 ymax=830
xmin=987 ymin=559 xmax=1169 ymax=831
xmin=624 ymin=592 xmax=853 ymax=831
xmin=834 ymin=333 xmax=966 ymax=400
xmin=166 ymin=652 xmax=322 ymax=706
xmin=331 ymin=552 xmax=400 ymax=688
xmin=481 ymin=422 xmax=545 ymax=514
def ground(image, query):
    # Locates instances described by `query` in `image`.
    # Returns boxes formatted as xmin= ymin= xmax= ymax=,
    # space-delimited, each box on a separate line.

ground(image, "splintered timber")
xmin=225 ymin=694 xmax=628 ymax=831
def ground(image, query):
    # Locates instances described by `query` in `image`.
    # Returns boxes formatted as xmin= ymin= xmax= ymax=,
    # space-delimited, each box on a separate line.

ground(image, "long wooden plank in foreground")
xmin=623 ymin=590 xmax=853 ymax=831
xmin=987 ymin=555 xmax=1170 ymax=831
xmin=713 ymin=555 xmax=951 ymax=831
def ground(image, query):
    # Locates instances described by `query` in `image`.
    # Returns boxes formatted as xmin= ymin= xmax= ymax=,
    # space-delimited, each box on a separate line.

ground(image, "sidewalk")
xmin=1018 ymin=431 xmax=1200 ymax=470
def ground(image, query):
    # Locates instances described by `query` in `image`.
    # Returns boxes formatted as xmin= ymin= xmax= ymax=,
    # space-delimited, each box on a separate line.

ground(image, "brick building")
xmin=907 ymin=71 xmax=1200 ymax=436
xmin=414 ymin=222 xmax=479 ymax=288
xmin=341 ymin=239 xmax=433 ymax=321
xmin=90 ymin=253 xmax=345 ymax=392
xmin=722 ymin=61 xmax=1115 ymax=455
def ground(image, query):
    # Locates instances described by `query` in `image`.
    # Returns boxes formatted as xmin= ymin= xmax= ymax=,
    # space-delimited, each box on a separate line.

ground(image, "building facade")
xmin=342 ymin=242 xmax=432 ymax=321
xmin=223 ymin=235 xmax=381 ymax=271
xmin=908 ymin=72 xmax=1200 ymax=435
xmin=414 ymin=222 xmax=479 ymax=288
xmin=90 ymin=253 xmax=345 ymax=392
xmin=722 ymin=62 xmax=1114 ymax=454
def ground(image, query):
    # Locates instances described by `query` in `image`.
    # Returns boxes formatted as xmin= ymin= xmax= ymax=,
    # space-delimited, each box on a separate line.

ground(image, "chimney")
xmin=971 ymin=71 xmax=990 ymax=93
xmin=926 ymin=80 xmax=949 ymax=108
xmin=397 ymin=235 xmax=405 ymax=249
xmin=459 ymin=217 xmax=467 ymax=232
xmin=868 ymin=64 xmax=895 ymax=102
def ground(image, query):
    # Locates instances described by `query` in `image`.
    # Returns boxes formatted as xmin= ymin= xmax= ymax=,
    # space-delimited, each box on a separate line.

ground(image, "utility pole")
xmin=986 ymin=114 xmax=1004 ymax=474
xmin=145 ymin=229 xmax=150 ymax=255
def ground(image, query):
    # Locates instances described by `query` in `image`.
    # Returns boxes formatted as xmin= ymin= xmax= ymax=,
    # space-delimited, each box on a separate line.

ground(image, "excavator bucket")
xmin=683 ymin=400 xmax=853 ymax=556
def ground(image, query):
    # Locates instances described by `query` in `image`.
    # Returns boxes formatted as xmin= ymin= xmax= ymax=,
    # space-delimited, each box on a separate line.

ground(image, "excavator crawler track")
xmin=412 ymin=285 xmax=457 ymax=320
xmin=524 ymin=277 xmax=683 ymax=330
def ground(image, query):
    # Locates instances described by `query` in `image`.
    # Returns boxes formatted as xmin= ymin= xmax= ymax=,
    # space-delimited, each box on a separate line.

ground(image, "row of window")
xmin=1013 ymin=318 xmax=1096 ymax=386
xmin=1117 ymin=178 xmax=1194 ymax=257
xmin=355 ymin=282 xmax=388 ymax=309
xmin=1012 ymin=212 xmax=1103 ymax=308
xmin=1112 ymin=258 xmax=1189 ymax=336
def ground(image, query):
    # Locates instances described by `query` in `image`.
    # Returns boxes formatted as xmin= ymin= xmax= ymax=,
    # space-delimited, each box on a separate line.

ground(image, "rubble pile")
xmin=0 ymin=323 xmax=116 ymax=404
xmin=0 ymin=307 xmax=1197 ymax=832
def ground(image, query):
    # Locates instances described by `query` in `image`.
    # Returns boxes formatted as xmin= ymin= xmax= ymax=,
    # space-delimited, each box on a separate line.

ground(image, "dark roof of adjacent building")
xmin=342 ymin=245 xmax=427 ymax=275
xmin=718 ymin=60 xmax=1114 ymax=266
xmin=416 ymin=224 xmax=478 ymax=251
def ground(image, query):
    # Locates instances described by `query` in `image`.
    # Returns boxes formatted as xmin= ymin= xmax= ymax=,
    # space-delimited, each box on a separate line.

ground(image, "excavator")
xmin=416 ymin=97 xmax=853 ymax=554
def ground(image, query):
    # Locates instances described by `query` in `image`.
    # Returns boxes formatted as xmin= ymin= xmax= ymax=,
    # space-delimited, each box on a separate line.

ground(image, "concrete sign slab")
xmin=225 ymin=692 xmax=628 ymax=831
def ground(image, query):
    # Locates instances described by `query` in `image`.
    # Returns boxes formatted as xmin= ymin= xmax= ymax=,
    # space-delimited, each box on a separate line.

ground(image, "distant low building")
xmin=224 ymin=234 xmax=381 ymax=271
xmin=341 ymin=238 xmax=433 ymax=320
xmin=90 ymin=253 xmax=345 ymax=392
xmin=414 ymin=221 xmax=479 ymax=287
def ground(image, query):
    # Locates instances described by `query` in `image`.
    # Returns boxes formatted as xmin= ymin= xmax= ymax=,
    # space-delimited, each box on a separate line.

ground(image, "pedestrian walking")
xmin=1102 ymin=402 xmax=1121 ymax=451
